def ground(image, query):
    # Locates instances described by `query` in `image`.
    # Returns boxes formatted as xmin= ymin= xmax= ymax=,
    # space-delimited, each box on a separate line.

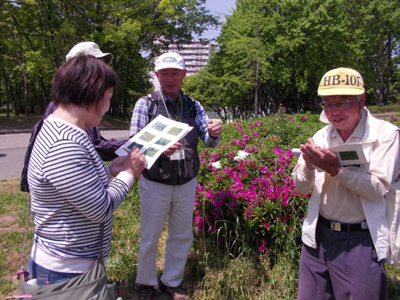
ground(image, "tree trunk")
xmin=383 ymin=35 xmax=391 ymax=106
xmin=22 ymin=68 xmax=28 ymax=117
xmin=375 ymin=88 xmax=382 ymax=106
xmin=2 ymin=70 xmax=11 ymax=118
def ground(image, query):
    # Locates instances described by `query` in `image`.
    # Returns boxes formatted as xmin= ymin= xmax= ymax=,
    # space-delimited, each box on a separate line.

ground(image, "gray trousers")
xmin=298 ymin=220 xmax=387 ymax=300
xmin=135 ymin=176 xmax=197 ymax=288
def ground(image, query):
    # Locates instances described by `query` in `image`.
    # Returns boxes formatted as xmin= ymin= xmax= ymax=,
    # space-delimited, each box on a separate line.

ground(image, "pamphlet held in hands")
xmin=292 ymin=143 xmax=367 ymax=167
xmin=116 ymin=115 xmax=193 ymax=169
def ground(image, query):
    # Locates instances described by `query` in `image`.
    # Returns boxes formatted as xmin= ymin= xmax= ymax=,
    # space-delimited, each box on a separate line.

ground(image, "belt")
xmin=318 ymin=215 xmax=368 ymax=232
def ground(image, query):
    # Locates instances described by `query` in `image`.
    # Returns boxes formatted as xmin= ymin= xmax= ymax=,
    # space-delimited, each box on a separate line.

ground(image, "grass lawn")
xmin=2 ymin=178 xmax=400 ymax=299
xmin=2 ymin=105 xmax=400 ymax=299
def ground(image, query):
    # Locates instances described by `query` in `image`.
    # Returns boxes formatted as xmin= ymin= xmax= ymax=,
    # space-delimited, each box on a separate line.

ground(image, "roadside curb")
xmin=0 ymin=127 xmax=128 ymax=135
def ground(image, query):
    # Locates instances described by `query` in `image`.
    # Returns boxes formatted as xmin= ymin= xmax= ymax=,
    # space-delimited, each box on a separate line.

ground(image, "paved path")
xmin=0 ymin=130 xmax=129 ymax=180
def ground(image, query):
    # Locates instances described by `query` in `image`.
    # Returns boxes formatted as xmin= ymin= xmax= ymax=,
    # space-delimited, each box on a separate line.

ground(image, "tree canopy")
xmin=0 ymin=0 xmax=219 ymax=117
xmin=2 ymin=0 xmax=400 ymax=121
xmin=182 ymin=0 xmax=400 ymax=121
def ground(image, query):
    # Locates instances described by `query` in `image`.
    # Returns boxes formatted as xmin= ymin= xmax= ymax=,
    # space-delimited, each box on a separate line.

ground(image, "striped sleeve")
xmin=43 ymin=140 xmax=128 ymax=223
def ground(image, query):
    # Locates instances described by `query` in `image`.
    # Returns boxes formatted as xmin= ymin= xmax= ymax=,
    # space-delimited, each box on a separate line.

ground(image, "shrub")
xmin=194 ymin=114 xmax=323 ymax=264
xmin=383 ymin=114 xmax=400 ymax=128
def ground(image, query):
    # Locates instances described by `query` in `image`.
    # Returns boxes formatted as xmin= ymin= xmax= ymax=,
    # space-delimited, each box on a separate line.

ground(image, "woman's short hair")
xmin=52 ymin=55 xmax=117 ymax=108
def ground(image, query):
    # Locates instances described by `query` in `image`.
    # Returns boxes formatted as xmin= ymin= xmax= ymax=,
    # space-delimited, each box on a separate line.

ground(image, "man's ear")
xmin=359 ymin=93 xmax=366 ymax=108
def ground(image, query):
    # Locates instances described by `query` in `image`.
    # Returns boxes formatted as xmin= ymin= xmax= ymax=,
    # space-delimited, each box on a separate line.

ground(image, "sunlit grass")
xmin=2 ymin=112 xmax=400 ymax=299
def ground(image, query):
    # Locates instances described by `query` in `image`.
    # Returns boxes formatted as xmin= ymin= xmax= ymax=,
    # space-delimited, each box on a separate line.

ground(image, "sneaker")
xmin=137 ymin=284 xmax=156 ymax=300
xmin=159 ymin=281 xmax=187 ymax=299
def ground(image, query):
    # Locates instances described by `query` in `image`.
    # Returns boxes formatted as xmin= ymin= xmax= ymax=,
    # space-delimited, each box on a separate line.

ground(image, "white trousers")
xmin=135 ymin=176 xmax=197 ymax=287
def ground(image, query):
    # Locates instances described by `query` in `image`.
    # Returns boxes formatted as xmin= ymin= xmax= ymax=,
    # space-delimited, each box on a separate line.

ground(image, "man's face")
xmin=155 ymin=68 xmax=186 ymax=99
xmin=321 ymin=94 xmax=365 ymax=134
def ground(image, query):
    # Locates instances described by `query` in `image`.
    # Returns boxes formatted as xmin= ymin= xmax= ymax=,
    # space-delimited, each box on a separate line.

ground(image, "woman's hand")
xmin=109 ymin=147 xmax=146 ymax=178
xmin=123 ymin=147 xmax=146 ymax=178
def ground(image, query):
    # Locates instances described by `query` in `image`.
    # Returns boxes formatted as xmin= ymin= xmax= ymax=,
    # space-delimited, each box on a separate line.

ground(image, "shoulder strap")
xmin=146 ymin=92 xmax=158 ymax=120
xmin=20 ymin=118 xmax=44 ymax=192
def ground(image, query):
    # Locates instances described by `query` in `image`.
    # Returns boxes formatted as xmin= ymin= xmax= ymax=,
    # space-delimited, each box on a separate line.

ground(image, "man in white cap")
xmin=43 ymin=42 xmax=126 ymax=161
xmin=65 ymin=41 xmax=112 ymax=64
xmin=293 ymin=67 xmax=400 ymax=299
xmin=129 ymin=52 xmax=222 ymax=300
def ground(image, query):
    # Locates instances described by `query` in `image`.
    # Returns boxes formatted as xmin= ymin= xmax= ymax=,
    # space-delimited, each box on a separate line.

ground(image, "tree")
xmin=185 ymin=0 xmax=400 ymax=119
xmin=1 ymin=0 xmax=219 ymax=117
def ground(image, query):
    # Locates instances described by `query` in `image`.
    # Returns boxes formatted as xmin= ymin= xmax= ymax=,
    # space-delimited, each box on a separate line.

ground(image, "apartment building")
xmin=168 ymin=40 xmax=217 ymax=76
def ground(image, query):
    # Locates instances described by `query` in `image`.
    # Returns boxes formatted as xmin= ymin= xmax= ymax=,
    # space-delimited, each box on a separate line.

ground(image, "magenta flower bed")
xmin=194 ymin=118 xmax=313 ymax=259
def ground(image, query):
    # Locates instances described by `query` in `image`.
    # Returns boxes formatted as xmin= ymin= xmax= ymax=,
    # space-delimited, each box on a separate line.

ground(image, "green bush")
xmin=194 ymin=114 xmax=325 ymax=265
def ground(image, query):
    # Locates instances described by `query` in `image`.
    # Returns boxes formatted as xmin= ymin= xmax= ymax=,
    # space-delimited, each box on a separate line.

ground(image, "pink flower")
xmin=258 ymin=240 xmax=266 ymax=253
xmin=205 ymin=189 xmax=214 ymax=199
xmin=274 ymin=147 xmax=283 ymax=155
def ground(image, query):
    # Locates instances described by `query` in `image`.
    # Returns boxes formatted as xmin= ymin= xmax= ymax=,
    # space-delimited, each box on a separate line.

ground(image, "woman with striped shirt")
xmin=27 ymin=55 xmax=146 ymax=285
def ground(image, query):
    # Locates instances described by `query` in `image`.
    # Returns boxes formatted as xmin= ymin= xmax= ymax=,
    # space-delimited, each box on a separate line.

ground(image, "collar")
xmin=160 ymin=89 xmax=183 ymax=103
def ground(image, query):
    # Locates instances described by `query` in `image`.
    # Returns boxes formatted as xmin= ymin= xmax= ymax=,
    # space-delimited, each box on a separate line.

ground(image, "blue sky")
xmin=200 ymin=0 xmax=237 ymax=39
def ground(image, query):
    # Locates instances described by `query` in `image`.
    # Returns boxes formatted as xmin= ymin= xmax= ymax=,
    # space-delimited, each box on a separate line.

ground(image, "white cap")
xmin=65 ymin=42 xmax=112 ymax=64
xmin=155 ymin=52 xmax=185 ymax=71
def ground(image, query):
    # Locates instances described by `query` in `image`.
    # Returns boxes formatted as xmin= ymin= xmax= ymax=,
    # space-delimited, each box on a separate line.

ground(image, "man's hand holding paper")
xmin=300 ymin=138 xmax=341 ymax=177
xmin=163 ymin=142 xmax=182 ymax=157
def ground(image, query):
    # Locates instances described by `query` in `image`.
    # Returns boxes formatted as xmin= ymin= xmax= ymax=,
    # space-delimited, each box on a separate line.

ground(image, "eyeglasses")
xmin=319 ymin=97 xmax=358 ymax=111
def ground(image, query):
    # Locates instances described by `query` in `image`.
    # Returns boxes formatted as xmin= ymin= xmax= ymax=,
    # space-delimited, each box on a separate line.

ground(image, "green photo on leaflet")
xmin=155 ymin=138 xmax=172 ymax=146
xmin=152 ymin=121 xmax=168 ymax=131
xmin=144 ymin=148 xmax=158 ymax=158
xmin=127 ymin=142 xmax=145 ymax=151
xmin=139 ymin=132 xmax=155 ymax=142
xmin=168 ymin=127 xmax=183 ymax=136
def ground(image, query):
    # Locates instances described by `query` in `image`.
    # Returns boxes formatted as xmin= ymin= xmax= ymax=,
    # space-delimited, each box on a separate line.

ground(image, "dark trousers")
xmin=298 ymin=221 xmax=387 ymax=300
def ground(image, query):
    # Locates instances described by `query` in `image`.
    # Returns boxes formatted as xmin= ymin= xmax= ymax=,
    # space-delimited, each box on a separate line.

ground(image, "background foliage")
xmin=0 ymin=0 xmax=219 ymax=118
xmin=183 ymin=0 xmax=400 ymax=121
xmin=2 ymin=0 xmax=400 ymax=124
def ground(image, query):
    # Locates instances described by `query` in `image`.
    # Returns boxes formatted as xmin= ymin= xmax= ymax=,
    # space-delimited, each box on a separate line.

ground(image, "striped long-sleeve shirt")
xmin=28 ymin=116 xmax=132 ymax=263
xmin=44 ymin=101 xmax=127 ymax=161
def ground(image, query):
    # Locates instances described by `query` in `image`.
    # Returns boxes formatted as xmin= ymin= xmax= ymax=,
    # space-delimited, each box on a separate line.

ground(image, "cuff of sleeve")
xmin=332 ymin=168 xmax=347 ymax=181
xmin=106 ymin=165 xmax=113 ymax=181
xmin=301 ymin=165 xmax=316 ymax=180
xmin=210 ymin=134 xmax=218 ymax=140
xmin=209 ymin=135 xmax=221 ymax=146
xmin=115 ymin=171 xmax=134 ymax=188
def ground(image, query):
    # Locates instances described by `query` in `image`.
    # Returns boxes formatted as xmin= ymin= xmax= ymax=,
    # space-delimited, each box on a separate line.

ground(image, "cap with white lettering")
xmin=318 ymin=67 xmax=365 ymax=96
